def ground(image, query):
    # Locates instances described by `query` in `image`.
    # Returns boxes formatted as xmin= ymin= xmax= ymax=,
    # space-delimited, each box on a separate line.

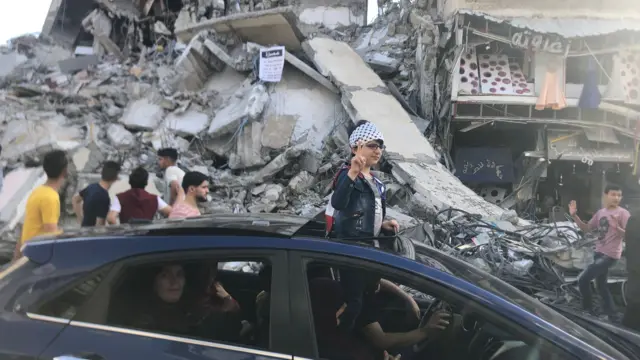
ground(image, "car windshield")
xmin=412 ymin=241 xmax=626 ymax=360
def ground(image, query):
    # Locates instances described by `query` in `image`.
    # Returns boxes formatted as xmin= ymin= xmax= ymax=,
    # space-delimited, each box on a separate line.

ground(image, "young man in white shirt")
xmin=157 ymin=148 xmax=185 ymax=206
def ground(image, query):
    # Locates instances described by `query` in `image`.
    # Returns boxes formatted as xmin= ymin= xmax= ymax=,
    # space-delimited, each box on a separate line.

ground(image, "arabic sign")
xmin=510 ymin=31 xmax=569 ymax=54
xmin=455 ymin=147 xmax=514 ymax=183
xmin=258 ymin=46 xmax=285 ymax=82
xmin=547 ymin=130 xmax=635 ymax=164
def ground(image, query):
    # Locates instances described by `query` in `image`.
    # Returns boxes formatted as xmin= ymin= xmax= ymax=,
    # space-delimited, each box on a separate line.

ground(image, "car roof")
xmin=29 ymin=213 xmax=321 ymax=242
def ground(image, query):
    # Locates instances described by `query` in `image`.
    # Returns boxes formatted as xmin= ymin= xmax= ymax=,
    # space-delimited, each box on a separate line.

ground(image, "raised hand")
xmin=568 ymin=200 xmax=578 ymax=216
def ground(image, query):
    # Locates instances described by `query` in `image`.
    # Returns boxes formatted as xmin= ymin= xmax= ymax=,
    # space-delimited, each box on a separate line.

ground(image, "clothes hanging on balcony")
xmin=610 ymin=50 xmax=640 ymax=106
xmin=535 ymin=54 xmax=567 ymax=110
xmin=578 ymin=58 xmax=601 ymax=109
xmin=605 ymin=52 xmax=625 ymax=100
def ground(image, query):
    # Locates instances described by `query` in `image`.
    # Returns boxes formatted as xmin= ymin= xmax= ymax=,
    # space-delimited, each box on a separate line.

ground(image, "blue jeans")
xmin=578 ymin=253 xmax=617 ymax=315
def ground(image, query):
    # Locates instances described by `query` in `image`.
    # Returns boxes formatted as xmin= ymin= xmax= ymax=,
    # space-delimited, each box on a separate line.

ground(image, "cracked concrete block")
xmin=119 ymin=98 xmax=165 ymax=130
xmin=1 ymin=116 xmax=84 ymax=160
xmin=298 ymin=6 xmax=364 ymax=30
xmin=262 ymin=113 xmax=297 ymax=150
xmin=107 ymin=123 xmax=136 ymax=149
xmin=0 ymin=168 xmax=47 ymax=233
xmin=208 ymin=83 xmax=268 ymax=137
xmin=229 ymin=121 xmax=266 ymax=170
xmin=165 ymin=110 xmax=210 ymax=136
xmin=0 ymin=53 xmax=28 ymax=78
xmin=142 ymin=128 xmax=190 ymax=152
xmin=288 ymin=171 xmax=314 ymax=193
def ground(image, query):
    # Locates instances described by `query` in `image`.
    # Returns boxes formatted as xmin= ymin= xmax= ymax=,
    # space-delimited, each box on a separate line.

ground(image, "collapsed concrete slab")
xmin=303 ymin=37 xmax=508 ymax=218
xmin=1 ymin=116 xmax=85 ymax=160
xmin=175 ymin=7 xmax=304 ymax=51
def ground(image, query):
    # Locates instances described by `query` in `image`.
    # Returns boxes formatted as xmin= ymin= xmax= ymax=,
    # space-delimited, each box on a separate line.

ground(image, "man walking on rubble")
xmin=157 ymin=148 xmax=185 ymax=206
xmin=107 ymin=167 xmax=173 ymax=224
xmin=14 ymin=150 xmax=68 ymax=260
xmin=569 ymin=185 xmax=630 ymax=319
xmin=72 ymin=161 xmax=121 ymax=227
xmin=169 ymin=171 xmax=209 ymax=219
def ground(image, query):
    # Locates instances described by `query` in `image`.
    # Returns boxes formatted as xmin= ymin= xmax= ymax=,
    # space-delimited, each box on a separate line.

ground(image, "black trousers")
xmin=337 ymin=269 xmax=380 ymax=332
xmin=578 ymin=253 xmax=617 ymax=315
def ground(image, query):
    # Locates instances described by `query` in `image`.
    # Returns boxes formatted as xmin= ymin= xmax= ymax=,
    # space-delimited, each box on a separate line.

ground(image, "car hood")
xmin=411 ymin=240 xmax=628 ymax=360
xmin=549 ymin=305 xmax=640 ymax=360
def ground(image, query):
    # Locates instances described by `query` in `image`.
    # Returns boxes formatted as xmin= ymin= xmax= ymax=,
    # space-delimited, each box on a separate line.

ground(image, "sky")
xmin=0 ymin=0 xmax=51 ymax=44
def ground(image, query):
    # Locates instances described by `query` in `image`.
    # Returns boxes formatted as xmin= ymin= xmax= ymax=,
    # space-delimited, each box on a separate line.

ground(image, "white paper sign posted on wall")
xmin=258 ymin=46 xmax=285 ymax=82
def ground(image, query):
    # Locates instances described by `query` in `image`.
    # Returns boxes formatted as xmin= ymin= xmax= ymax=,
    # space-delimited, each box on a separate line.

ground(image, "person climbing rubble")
xmin=72 ymin=161 xmax=121 ymax=227
xmin=568 ymin=185 xmax=630 ymax=319
xmin=107 ymin=167 xmax=172 ymax=224
xmin=14 ymin=150 xmax=68 ymax=260
xmin=326 ymin=120 xmax=400 ymax=332
xmin=169 ymin=171 xmax=209 ymax=219
xmin=158 ymin=148 xmax=186 ymax=206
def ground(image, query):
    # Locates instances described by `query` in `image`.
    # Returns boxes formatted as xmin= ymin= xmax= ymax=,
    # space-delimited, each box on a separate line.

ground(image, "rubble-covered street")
xmin=0 ymin=0 xmax=633 ymax=320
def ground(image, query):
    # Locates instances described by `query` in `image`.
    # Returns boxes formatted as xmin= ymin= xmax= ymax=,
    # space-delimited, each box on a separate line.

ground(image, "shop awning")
xmin=458 ymin=9 xmax=640 ymax=39
xmin=547 ymin=129 xmax=635 ymax=163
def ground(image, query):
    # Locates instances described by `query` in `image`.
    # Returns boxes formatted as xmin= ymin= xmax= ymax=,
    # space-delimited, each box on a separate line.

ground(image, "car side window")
xmin=303 ymin=260 xmax=576 ymax=360
xmin=36 ymin=268 xmax=109 ymax=320
xmin=103 ymin=257 xmax=272 ymax=351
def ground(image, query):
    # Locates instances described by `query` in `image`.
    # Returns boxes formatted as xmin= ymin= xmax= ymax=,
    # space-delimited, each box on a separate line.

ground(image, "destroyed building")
xmin=0 ymin=0 xmax=637 ymax=314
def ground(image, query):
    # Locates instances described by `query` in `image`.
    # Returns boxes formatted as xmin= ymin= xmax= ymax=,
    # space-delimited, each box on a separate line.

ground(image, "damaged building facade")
xmin=430 ymin=0 xmax=640 ymax=304
xmin=0 ymin=0 xmax=637 ymax=314
xmin=437 ymin=1 xmax=640 ymax=219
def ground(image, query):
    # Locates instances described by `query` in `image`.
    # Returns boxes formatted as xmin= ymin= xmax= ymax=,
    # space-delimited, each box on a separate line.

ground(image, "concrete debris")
xmin=0 ymin=2 xmax=623 ymax=319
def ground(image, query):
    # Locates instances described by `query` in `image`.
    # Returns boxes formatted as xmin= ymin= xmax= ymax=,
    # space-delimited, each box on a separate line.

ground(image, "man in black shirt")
xmin=623 ymin=213 xmax=640 ymax=331
xmin=72 ymin=161 xmax=121 ymax=227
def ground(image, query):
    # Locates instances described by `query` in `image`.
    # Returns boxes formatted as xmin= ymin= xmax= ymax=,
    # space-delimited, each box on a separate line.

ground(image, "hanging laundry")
xmin=604 ymin=52 xmax=626 ymax=100
xmin=578 ymin=57 xmax=601 ymax=109
xmin=535 ymin=54 xmax=567 ymax=110
xmin=614 ymin=50 xmax=640 ymax=106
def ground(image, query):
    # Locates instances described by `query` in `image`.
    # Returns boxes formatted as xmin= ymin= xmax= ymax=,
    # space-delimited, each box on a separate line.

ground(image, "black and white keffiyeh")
xmin=348 ymin=122 xmax=384 ymax=147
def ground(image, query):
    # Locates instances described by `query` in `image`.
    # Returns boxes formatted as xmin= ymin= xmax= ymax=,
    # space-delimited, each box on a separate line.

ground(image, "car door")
xmin=35 ymin=249 xmax=293 ymax=360
xmin=285 ymin=249 xmax=606 ymax=360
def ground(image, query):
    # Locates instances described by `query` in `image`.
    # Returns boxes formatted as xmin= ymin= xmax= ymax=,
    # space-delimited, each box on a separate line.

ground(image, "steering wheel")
xmin=412 ymin=299 xmax=446 ymax=354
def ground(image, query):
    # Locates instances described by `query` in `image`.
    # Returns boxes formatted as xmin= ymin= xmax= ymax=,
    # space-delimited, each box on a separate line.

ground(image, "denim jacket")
xmin=330 ymin=165 xmax=390 ymax=239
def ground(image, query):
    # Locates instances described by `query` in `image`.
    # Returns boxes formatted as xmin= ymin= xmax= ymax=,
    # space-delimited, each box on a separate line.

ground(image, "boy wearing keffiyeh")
xmin=328 ymin=120 xmax=400 ymax=332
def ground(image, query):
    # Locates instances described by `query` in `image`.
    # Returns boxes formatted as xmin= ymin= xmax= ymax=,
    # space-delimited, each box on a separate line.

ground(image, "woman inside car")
xmin=129 ymin=263 xmax=245 ymax=342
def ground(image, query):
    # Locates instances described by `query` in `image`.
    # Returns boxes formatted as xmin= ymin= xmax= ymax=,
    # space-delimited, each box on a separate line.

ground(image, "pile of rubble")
xmin=0 ymin=0 xmax=626 ymax=313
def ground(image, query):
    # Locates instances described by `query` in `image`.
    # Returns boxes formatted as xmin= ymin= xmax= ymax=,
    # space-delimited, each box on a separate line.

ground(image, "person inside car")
xmin=129 ymin=263 xmax=245 ymax=343
xmin=327 ymin=120 xmax=400 ymax=332
xmin=309 ymin=277 xmax=450 ymax=360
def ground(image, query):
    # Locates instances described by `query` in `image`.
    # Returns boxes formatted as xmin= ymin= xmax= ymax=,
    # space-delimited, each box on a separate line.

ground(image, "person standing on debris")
xmin=623 ymin=210 xmax=640 ymax=331
xmin=327 ymin=120 xmax=400 ymax=332
xmin=72 ymin=161 xmax=121 ymax=227
xmin=569 ymin=185 xmax=630 ymax=319
xmin=106 ymin=167 xmax=173 ymax=224
xmin=169 ymin=171 xmax=209 ymax=219
xmin=157 ymin=148 xmax=186 ymax=206
xmin=14 ymin=150 xmax=68 ymax=260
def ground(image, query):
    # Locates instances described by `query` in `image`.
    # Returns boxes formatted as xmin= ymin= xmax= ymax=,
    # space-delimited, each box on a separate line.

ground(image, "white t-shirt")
xmin=110 ymin=195 xmax=169 ymax=213
xmin=164 ymin=166 xmax=185 ymax=203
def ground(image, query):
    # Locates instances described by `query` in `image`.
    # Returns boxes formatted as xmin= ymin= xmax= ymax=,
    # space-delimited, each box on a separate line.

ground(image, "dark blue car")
xmin=0 ymin=213 xmax=636 ymax=360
